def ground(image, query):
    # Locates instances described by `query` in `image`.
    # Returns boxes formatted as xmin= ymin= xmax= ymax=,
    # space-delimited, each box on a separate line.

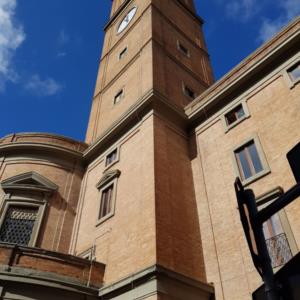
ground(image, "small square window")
xmin=105 ymin=149 xmax=118 ymax=167
xmin=225 ymin=104 xmax=245 ymax=126
xmin=119 ymin=47 xmax=128 ymax=60
xmin=177 ymin=41 xmax=190 ymax=57
xmin=183 ymin=84 xmax=196 ymax=100
xmin=114 ymin=89 xmax=124 ymax=104
xmin=235 ymin=140 xmax=263 ymax=181
xmin=99 ymin=184 xmax=114 ymax=220
xmin=287 ymin=62 xmax=300 ymax=82
xmin=223 ymin=101 xmax=250 ymax=132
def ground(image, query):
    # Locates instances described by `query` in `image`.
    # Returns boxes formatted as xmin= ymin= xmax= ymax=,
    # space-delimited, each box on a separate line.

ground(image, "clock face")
xmin=117 ymin=7 xmax=137 ymax=34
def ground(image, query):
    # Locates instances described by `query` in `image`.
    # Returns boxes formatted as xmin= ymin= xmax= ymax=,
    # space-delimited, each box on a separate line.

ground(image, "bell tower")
xmin=85 ymin=0 xmax=213 ymax=144
xmin=73 ymin=1 xmax=214 ymax=299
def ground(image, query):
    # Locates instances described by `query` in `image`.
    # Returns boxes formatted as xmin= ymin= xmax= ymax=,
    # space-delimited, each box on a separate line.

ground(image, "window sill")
xmin=96 ymin=213 xmax=114 ymax=227
xmin=241 ymin=169 xmax=271 ymax=187
xmin=289 ymin=77 xmax=300 ymax=89
xmin=225 ymin=115 xmax=250 ymax=133
xmin=103 ymin=159 xmax=119 ymax=173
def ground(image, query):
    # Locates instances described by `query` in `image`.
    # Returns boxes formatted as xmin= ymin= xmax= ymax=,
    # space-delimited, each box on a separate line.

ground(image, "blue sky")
xmin=0 ymin=0 xmax=299 ymax=142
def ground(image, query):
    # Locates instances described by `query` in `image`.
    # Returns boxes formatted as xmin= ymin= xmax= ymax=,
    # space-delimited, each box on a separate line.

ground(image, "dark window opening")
xmin=114 ymin=89 xmax=123 ymax=104
xmin=106 ymin=149 xmax=118 ymax=167
xmin=183 ymin=85 xmax=196 ymax=100
xmin=287 ymin=62 xmax=300 ymax=81
xmin=119 ymin=47 xmax=128 ymax=60
xmin=225 ymin=104 xmax=245 ymax=126
xmin=178 ymin=42 xmax=190 ymax=57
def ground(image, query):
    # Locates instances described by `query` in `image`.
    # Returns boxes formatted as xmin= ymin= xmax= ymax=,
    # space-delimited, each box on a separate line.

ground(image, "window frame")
xmin=104 ymin=147 xmax=120 ymax=170
xmin=283 ymin=59 xmax=300 ymax=89
xmin=118 ymin=46 xmax=128 ymax=60
xmin=222 ymin=100 xmax=250 ymax=132
xmin=256 ymin=187 xmax=298 ymax=269
xmin=114 ymin=88 xmax=125 ymax=105
xmin=0 ymin=197 xmax=46 ymax=247
xmin=0 ymin=172 xmax=57 ymax=248
xmin=182 ymin=82 xmax=196 ymax=100
xmin=177 ymin=40 xmax=190 ymax=57
xmin=232 ymin=135 xmax=270 ymax=186
xmin=96 ymin=170 xmax=120 ymax=226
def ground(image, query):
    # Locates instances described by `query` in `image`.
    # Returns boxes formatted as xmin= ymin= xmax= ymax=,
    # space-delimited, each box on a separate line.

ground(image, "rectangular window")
xmin=0 ymin=206 xmax=38 ymax=246
xmin=177 ymin=41 xmax=190 ymax=57
xmin=235 ymin=140 xmax=263 ymax=181
xmin=287 ymin=62 xmax=300 ymax=82
xmin=99 ymin=185 xmax=114 ymax=220
xmin=225 ymin=104 xmax=245 ymax=126
xmin=183 ymin=84 xmax=196 ymax=100
xmin=106 ymin=149 xmax=118 ymax=167
xmin=119 ymin=47 xmax=128 ymax=60
xmin=256 ymin=188 xmax=295 ymax=269
xmin=264 ymin=216 xmax=293 ymax=268
xmin=114 ymin=89 xmax=124 ymax=104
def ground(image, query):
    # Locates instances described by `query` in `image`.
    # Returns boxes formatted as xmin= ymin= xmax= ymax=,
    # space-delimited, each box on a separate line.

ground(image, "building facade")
xmin=0 ymin=1 xmax=299 ymax=299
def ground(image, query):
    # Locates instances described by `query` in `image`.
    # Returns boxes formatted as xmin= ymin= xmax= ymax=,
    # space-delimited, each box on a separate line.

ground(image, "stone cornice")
xmin=105 ymin=0 xmax=203 ymax=32
xmin=185 ymin=16 xmax=300 ymax=124
xmin=84 ymin=89 xmax=188 ymax=163
xmin=96 ymin=169 xmax=121 ymax=189
xmin=99 ymin=264 xmax=214 ymax=298
xmin=0 ymin=142 xmax=83 ymax=161
xmin=1 ymin=171 xmax=58 ymax=194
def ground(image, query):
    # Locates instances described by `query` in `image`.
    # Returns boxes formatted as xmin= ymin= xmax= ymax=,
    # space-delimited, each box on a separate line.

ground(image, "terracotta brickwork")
xmin=0 ymin=133 xmax=86 ymax=253
xmin=86 ymin=0 xmax=213 ymax=143
xmin=0 ymin=1 xmax=298 ymax=300
xmin=191 ymin=57 xmax=300 ymax=300
xmin=0 ymin=243 xmax=105 ymax=288
xmin=73 ymin=114 xmax=157 ymax=284
xmin=154 ymin=115 xmax=206 ymax=282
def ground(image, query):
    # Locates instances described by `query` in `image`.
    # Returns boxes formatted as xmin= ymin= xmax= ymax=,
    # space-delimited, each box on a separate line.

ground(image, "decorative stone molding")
xmin=96 ymin=169 xmax=121 ymax=190
xmin=1 ymin=171 xmax=58 ymax=194
xmin=99 ymin=264 xmax=214 ymax=300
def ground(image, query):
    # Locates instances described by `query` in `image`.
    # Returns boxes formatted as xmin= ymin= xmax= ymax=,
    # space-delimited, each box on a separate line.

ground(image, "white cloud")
xmin=56 ymin=29 xmax=69 ymax=58
xmin=225 ymin=0 xmax=259 ymax=21
xmin=258 ymin=0 xmax=300 ymax=42
xmin=0 ymin=0 xmax=25 ymax=91
xmin=57 ymin=29 xmax=70 ymax=46
xmin=24 ymin=75 xmax=63 ymax=97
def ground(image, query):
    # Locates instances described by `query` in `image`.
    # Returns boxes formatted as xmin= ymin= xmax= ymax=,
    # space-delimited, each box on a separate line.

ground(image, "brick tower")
xmin=72 ymin=0 xmax=214 ymax=298
xmin=0 ymin=1 xmax=299 ymax=300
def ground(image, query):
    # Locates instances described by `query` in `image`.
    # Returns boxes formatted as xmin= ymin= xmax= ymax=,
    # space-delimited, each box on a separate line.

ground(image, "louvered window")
xmin=0 ymin=206 xmax=38 ymax=246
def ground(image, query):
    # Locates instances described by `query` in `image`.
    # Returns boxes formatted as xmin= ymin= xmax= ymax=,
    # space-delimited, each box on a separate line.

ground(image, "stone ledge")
xmin=0 ymin=133 xmax=87 ymax=153
xmin=99 ymin=264 xmax=214 ymax=300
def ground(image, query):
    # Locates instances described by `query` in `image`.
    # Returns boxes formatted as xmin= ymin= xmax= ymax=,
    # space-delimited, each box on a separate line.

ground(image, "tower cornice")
xmin=105 ymin=0 xmax=203 ymax=32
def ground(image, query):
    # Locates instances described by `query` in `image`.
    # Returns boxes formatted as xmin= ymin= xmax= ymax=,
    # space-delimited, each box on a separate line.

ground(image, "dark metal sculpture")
xmin=234 ymin=178 xmax=300 ymax=300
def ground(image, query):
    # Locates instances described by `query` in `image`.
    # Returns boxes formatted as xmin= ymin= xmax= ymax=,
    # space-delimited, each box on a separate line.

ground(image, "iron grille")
xmin=265 ymin=233 xmax=293 ymax=268
xmin=0 ymin=206 xmax=38 ymax=246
